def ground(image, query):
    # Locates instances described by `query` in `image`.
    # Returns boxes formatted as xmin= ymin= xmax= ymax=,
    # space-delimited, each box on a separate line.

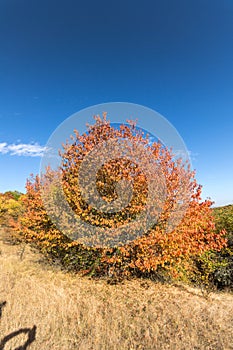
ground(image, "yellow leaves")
xmin=0 ymin=193 xmax=24 ymax=229
xmin=11 ymin=114 xmax=228 ymax=279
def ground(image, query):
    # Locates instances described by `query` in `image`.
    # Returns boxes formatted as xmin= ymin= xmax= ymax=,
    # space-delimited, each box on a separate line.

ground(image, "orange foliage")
xmin=14 ymin=115 xmax=227 ymax=277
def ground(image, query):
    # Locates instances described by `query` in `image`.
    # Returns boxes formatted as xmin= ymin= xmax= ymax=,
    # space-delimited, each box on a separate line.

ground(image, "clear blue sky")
xmin=0 ymin=0 xmax=232 ymax=207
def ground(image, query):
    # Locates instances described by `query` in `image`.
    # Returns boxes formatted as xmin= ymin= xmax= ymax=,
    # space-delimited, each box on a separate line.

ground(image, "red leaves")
xmin=14 ymin=114 xmax=227 ymax=277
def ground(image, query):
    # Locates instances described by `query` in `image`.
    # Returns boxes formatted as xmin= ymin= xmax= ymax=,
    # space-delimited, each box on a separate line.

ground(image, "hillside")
xmin=0 ymin=229 xmax=233 ymax=350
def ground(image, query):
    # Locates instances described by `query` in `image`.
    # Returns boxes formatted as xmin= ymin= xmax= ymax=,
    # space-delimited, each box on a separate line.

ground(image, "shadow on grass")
xmin=0 ymin=301 xmax=37 ymax=350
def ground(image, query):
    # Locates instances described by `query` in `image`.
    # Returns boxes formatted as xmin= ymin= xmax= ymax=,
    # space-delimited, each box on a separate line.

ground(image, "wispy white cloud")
xmin=0 ymin=142 xmax=46 ymax=157
xmin=0 ymin=143 xmax=8 ymax=154
xmin=173 ymin=149 xmax=198 ymax=162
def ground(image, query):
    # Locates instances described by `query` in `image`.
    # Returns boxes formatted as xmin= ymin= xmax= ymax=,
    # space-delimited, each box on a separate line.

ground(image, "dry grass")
xmin=0 ymin=229 xmax=233 ymax=350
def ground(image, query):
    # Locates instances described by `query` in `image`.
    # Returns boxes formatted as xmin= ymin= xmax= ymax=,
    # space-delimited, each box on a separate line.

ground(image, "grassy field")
xmin=0 ymin=228 xmax=232 ymax=350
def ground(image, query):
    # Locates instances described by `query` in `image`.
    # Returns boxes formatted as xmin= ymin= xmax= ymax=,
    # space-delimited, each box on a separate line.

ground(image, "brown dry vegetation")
xmin=0 ymin=228 xmax=233 ymax=350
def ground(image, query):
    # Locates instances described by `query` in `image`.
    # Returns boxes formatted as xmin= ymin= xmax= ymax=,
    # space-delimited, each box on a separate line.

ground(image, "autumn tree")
xmin=14 ymin=114 xmax=227 ymax=279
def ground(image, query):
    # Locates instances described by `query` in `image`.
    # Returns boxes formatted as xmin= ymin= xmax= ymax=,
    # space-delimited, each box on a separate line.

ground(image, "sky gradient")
xmin=0 ymin=0 xmax=232 ymax=206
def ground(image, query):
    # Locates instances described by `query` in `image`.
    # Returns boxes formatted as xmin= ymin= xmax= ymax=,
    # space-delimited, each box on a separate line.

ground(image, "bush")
xmin=213 ymin=205 xmax=233 ymax=246
xmin=185 ymin=206 xmax=233 ymax=290
xmin=0 ymin=191 xmax=23 ymax=227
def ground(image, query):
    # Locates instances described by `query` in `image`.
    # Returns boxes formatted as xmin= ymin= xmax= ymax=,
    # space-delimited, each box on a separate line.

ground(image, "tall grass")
xmin=0 ymin=230 xmax=232 ymax=350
